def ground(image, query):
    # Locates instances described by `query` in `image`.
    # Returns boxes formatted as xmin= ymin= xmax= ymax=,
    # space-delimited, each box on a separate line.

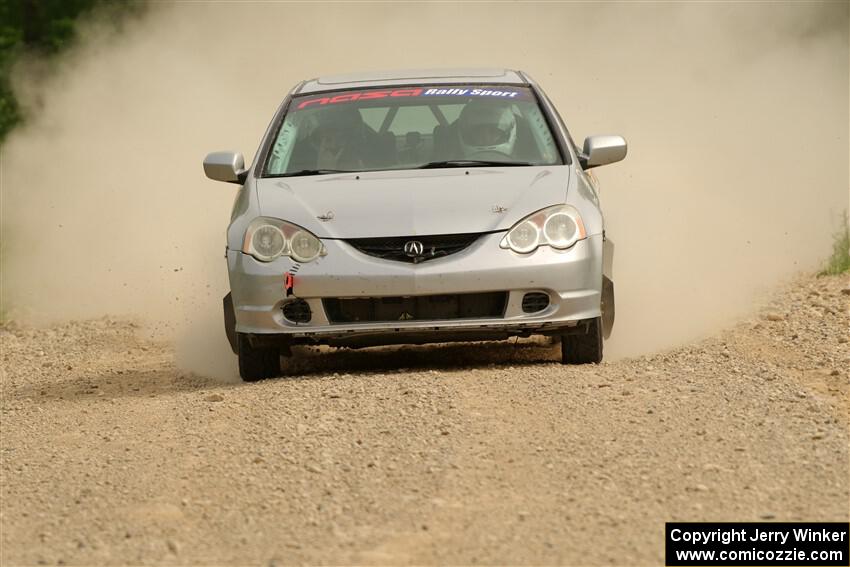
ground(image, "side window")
xmin=538 ymin=92 xmax=575 ymax=165
xmin=266 ymin=115 xmax=300 ymax=174
xmin=388 ymin=106 xmax=438 ymax=135
xmin=524 ymin=105 xmax=560 ymax=165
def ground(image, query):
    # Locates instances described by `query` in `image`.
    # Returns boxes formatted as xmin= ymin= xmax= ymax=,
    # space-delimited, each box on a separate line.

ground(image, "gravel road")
xmin=1 ymin=274 xmax=848 ymax=566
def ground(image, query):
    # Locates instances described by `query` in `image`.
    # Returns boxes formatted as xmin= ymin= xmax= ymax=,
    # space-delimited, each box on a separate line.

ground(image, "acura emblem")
xmin=403 ymin=240 xmax=424 ymax=257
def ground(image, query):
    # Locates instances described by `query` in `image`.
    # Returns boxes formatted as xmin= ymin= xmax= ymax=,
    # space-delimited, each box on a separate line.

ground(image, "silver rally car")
xmin=204 ymin=68 xmax=627 ymax=381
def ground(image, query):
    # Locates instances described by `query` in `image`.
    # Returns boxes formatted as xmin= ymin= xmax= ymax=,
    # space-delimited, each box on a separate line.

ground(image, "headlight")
xmin=289 ymin=230 xmax=322 ymax=262
xmin=251 ymin=225 xmax=286 ymax=261
xmin=506 ymin=220 xmax=539 ymax=253
xmin=500 ymin=205 xmax=586 ymax=254
xmin=243 ymin=217 xmax=326 ymax=262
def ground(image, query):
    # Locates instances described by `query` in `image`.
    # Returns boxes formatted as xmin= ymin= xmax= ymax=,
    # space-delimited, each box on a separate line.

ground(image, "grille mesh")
xmin=323 ymin=292 xmax=507 ymax=324
xmin=345 ymin=233 xmax=482 ymax=263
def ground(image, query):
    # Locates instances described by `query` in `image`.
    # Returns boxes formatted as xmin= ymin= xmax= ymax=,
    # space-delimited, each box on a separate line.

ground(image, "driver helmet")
xmin=310 ymin=106 xmax=365 ymax=168
xmin=457 ymin=101 xmax=517 ymax=157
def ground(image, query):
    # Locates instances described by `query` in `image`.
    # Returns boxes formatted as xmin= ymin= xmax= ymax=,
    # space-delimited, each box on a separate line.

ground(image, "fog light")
xmin=282 ymin=299 xmax=311 ymax=324
xmin=521 ymin=292 xmax=550 ymax=313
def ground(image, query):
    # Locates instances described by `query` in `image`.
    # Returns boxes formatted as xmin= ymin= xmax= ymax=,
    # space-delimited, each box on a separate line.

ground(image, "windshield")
xmin=263 ymin=85 xmax=563 ymax=176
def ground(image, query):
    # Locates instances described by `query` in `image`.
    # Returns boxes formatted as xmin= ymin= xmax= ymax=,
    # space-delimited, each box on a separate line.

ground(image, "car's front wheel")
xmin=237 ymin=333 xmax=281 ymax=382
xmin=561 ymin=317 xmax=603 ymax=364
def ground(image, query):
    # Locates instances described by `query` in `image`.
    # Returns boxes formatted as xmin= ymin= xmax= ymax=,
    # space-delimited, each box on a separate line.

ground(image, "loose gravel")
xmin=1 ymin=274 xmax=847 ymax=565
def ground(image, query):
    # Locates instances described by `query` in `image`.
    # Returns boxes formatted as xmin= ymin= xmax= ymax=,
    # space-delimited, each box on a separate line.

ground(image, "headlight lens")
xmin=543 ymin=212 xmax=578 ymax=249
xmin=243 ymin=217 xmax=325 ymax=263
xmin=507 ymin=220 xmax=540 ymax=253
xmin=251 ymin=225 xmax=286 ymax=261
xmin=501 ymin=205 xmax=586 ymax=254
xmin=289 ymin=230 xmax=322 ymax=262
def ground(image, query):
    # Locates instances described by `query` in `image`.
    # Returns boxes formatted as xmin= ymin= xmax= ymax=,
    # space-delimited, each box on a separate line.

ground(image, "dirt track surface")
xmin=1 ymin=274 xmax=848 ymax=566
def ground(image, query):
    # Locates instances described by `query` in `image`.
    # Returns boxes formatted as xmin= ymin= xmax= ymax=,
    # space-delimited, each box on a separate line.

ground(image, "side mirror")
xmin=581 ymin=135 xmax=627 ymax=169
xmin=203 ymin=151 xmax=248 ymax=184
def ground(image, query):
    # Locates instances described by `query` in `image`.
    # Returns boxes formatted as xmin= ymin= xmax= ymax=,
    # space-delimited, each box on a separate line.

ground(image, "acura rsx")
xmin=203 ymin=68 xmax=627 ymax=381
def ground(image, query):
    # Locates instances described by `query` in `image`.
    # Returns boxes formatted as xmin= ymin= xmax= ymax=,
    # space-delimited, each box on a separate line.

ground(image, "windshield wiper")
xmin=418 ymin=160 xmax=534 ymax=169
xmin=272 ymin=169 xmax=353 ymax=178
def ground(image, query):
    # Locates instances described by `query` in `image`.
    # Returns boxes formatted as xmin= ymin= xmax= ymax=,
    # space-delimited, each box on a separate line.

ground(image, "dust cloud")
xmin=1 ymin=2 xmax=847 ymax=378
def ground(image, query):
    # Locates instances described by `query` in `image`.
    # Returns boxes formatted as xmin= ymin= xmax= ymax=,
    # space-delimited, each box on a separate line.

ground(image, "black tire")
xmin=561 ymin=317 xmax=603 ymax=364
xmin=237 ymin=333 xmax=281 ymax=382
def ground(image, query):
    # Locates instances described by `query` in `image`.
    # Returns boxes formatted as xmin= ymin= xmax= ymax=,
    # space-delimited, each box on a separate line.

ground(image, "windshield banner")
xmin=294 ymin=86 xmax=532 ymax=111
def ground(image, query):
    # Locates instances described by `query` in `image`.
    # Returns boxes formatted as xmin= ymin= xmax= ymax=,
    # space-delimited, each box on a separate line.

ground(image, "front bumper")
xmin=227 ymin=232 xmax=603 ymax=344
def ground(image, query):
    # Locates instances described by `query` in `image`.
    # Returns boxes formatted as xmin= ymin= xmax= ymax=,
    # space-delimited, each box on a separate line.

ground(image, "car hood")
xmin=254 ymin=166 xmax=570 ymax=238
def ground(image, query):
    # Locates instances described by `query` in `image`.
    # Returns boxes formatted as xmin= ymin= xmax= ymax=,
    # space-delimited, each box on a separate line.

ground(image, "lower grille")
xmin=323 ymin=292 xmax=508 ymax=324
xmin=345 ymin=233 xmax=482 ymax=263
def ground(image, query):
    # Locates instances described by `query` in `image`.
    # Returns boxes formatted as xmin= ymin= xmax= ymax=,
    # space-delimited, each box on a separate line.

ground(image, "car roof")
xmin=296 ymin=68 xmax=530 ymax=94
